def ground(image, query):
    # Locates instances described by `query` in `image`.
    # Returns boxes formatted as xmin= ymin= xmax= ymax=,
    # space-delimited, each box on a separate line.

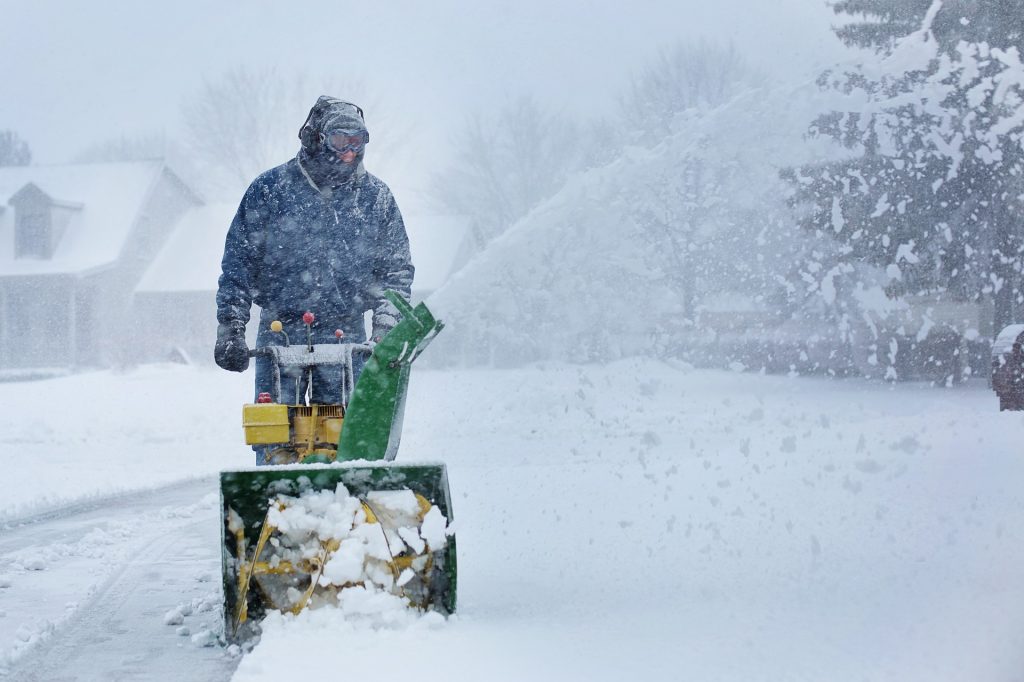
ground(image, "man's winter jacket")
xmin=216 ymin=157 xmax=414 ymax=341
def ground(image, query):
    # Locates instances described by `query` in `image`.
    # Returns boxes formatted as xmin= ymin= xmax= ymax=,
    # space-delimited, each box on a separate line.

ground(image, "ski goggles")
xmin=323 ymin=129 xmax=369 ymax=153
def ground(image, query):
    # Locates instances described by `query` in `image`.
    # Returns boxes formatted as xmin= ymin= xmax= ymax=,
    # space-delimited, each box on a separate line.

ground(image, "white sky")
xmin=2 ymin=0 xmax=847 ymax=168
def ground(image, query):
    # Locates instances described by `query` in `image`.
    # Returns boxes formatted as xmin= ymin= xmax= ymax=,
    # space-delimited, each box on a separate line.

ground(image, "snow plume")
xmin=428 ymin=81 xmax=845 ymax=366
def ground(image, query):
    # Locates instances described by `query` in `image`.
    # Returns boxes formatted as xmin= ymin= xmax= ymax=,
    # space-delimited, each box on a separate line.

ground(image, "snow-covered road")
xmin=3 ymin=362 xmax=1024 ymax=680
xmin=0 ymin=479 xmax=239 ymax=680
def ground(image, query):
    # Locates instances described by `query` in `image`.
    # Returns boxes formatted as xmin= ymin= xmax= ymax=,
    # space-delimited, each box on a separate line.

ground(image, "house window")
xmin=15 ymin=210 xmax=52 ymax=259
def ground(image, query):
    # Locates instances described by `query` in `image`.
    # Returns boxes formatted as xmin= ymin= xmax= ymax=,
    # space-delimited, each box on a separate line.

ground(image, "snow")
xmin=868 ymin=0 xmax=942 ymax=78
xmin=0 ymin=365 xmax=252 ymax=522
xmin=136 ymin=203 xmax=237 ymax=293
xmin=419 ymin=506 xmax=449 ymax=551
xmin=403 ymin=213 xmax=470 ymax=296
xmin=259 ymin=483 xmax=445 ymax=598
xmin=424 ymin=77 xmax=853 ymax=365
xmin=163 ymin=609 xmax=185 ymax=626
xmin=0 ymin=484 xmax=229 ymax=677
xmin=831 ymin=195 xmax=845 ymax=232
xmin=21 ymin=2 xmax=1023 ymax=680
xmin=3 ymin=362 xmax=1024 ymax=679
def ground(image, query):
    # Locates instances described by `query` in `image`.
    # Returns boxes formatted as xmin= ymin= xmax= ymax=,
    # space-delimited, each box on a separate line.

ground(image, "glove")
xmin=214 ymin=321 xmax=250 ymax=372
xmin=370 ymin=312 xmax=397 ymax=344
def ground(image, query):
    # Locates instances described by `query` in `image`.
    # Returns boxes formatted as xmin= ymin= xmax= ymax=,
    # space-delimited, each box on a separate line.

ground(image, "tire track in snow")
xmin=0 ymin=478 xmax=239 ymax=681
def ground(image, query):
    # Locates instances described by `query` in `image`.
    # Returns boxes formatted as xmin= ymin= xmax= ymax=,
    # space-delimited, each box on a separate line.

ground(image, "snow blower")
xmin=219 ymin=291 xmax=455 ymax=641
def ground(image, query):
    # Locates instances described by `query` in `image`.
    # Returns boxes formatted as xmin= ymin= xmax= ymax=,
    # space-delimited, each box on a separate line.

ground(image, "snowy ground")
xmin=0 ymin=365 xmax=253 ymax=522
xmin=0 ymin=480 xmax=237 ymax=681
xmin=3 ymin=362 xmax=1024 ymax=680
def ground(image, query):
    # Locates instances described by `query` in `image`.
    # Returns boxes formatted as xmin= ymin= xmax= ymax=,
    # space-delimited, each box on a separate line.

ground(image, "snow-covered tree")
xmin=832 ymin=0 xmax=1024 ymax=51
xmin=788 ymin=0 xmax=1024 ymax=331
xmin=0 ymin=130 xmax=31 ymax=166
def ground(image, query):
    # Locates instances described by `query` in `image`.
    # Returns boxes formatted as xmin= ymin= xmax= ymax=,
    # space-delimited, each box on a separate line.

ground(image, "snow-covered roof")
xmin=136 ymin=205 xmax=468 ymax=295
xmin=0 ymin=161 xmax=168 ymax=276
xmin=136 ymin=203 xmax=234 ymax=293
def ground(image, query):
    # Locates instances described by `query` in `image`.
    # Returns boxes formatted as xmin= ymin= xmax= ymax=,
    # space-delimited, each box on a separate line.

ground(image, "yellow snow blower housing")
xmin=242 ymin=404 xmax=291 ymax=445
xmin=242 ymin=403 xmax=344 ymax=462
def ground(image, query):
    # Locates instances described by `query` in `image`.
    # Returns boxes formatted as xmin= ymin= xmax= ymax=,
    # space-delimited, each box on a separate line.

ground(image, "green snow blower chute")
xmin=219 ymin=291 xmax=455 ymax=641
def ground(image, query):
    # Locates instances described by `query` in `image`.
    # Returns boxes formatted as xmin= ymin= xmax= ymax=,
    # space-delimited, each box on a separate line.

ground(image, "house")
xmin=0 ymin=161 xmax=199 ymax=372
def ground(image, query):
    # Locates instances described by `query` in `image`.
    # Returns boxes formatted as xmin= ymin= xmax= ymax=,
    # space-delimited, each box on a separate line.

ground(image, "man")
xmin=214 ymin=96 xmax=414 ymax=415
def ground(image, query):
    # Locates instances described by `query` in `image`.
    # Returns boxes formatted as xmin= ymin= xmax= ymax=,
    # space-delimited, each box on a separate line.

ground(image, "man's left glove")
xmin=214 ymin=321 xmax=250 ymax=372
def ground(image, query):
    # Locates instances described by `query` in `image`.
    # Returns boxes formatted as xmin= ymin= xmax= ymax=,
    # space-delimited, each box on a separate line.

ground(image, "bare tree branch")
xmin=0 ymin=130 xmax=31 ymax=166
xmin=181 ymin=67 xmax=407 ymax=199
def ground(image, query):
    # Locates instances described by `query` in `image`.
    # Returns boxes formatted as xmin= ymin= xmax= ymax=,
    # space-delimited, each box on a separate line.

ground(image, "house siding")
xmin=0 ymin=275 xmax=74 ymax=368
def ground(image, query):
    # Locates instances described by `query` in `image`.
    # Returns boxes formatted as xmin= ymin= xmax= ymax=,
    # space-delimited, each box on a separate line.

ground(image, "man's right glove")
xmin=370 ymin=324 xmax=393 ymax=345
xmin=214 ymin=321 xmax=250 ymax=372
xmin=370 ymin=312 xmax=398 ymax=345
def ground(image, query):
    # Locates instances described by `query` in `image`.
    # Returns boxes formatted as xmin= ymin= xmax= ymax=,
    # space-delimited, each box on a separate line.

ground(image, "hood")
xmin=297 ymin=96 xmax=369 ymax=190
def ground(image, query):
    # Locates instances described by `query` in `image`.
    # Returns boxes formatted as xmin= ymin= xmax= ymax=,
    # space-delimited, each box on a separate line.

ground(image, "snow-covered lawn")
xmin=0 ymin=365 xmax=253 ymax=521
xmin=3 ymin=362 xmax=1024 ymax=680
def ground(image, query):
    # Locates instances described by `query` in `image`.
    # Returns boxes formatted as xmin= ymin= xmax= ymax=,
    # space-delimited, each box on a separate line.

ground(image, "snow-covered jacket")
xmin=216 ymin=156 xmax=414 ymax=341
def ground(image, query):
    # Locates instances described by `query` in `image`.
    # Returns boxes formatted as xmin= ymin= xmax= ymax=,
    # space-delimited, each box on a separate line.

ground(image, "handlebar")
xmin=247 ymin=343 xmax=374 ymax=360
xmin=248 ymin=342 xmax=374 ymax=406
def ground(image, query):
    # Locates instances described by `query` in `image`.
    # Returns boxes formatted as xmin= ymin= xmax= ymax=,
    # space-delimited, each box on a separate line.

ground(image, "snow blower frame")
xmin=219 ymin=291 xmax=455 ymax=641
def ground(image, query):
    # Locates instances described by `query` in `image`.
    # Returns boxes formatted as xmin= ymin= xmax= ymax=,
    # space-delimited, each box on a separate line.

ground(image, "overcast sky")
xmin=1 ymin=0 xmax=848 ymax=199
